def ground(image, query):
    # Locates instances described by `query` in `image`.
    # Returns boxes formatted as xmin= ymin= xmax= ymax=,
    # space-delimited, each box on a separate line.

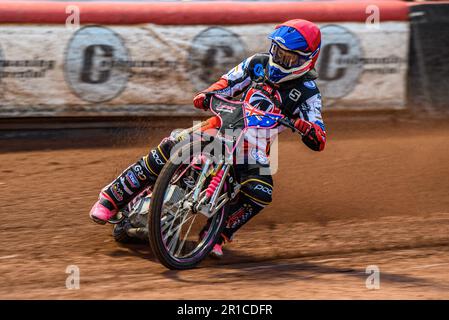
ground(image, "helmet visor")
xmin=269 ymin=42 xmax=310 ymax=69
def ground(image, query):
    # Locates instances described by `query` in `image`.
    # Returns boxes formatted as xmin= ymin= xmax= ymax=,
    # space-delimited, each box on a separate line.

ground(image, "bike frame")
xmin=184 ymin=94 xmax=296 ymax=220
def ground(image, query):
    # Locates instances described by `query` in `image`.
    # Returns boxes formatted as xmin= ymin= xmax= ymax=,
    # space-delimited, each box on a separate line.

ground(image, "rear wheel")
xmin=148 ymin=141 xmax=229 ymax=270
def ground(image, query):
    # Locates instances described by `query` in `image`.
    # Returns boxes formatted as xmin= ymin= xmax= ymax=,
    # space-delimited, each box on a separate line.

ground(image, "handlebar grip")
xmin=202 ymin=92 xmax=214 ymax=109
xmin=279 ymin=117 xmax=301 ymax=135
xmin=278 ymin=117 xmax=293 ymax=128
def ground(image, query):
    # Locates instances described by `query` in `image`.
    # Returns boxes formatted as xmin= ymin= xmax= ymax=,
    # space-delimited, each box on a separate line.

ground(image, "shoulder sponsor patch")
xmin=303 ymin=80 xmax=317 ymax=89
xmin=253 ymin=63 xmax=265 ymax=79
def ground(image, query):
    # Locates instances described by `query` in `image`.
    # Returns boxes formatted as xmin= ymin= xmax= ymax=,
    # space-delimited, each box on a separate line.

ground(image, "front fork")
xmin=192 ymin=157 xmax=234 ymax=219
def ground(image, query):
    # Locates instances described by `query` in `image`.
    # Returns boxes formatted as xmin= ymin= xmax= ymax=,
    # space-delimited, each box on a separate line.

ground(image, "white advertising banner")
xmin=0 ymin=22 xmax=409 ymax=117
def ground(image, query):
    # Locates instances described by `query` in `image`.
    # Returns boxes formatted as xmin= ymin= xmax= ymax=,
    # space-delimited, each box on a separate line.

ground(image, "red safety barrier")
xmin=0 ymin=1 xmax=409 ymax=25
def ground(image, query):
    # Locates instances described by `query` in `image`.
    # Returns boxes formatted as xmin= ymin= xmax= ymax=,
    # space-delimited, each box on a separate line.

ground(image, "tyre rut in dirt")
xmin=148 ymin=140 xmax=229 ymax=270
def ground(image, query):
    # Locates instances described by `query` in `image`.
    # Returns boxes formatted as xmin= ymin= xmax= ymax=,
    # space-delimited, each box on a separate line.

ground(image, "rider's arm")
xmin=292 ymin=85 xmax=326 ymax=152
xmin=205 ymin=56 xmax=254 ymax=97
xmin=193 ymin=57 xmax=254 ymax=110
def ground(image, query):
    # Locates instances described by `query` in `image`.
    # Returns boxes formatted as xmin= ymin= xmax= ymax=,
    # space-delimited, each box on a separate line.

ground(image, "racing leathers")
xmin=99 ymin=53 xmax=326 ymax=244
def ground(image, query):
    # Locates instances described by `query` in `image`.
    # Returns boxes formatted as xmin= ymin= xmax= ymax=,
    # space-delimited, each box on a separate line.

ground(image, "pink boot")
xmin=89 ymin=193 xmax=118 ymax=225
xmin=199 ymin=230 xmax=226 ymax=259
xmin=209 ymin=243 xmax=224 ymax=259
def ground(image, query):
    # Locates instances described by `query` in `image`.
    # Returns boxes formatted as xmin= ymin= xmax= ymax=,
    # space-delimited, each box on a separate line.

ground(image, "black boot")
xmin=102 ymin=157 xmax=157 ymax=209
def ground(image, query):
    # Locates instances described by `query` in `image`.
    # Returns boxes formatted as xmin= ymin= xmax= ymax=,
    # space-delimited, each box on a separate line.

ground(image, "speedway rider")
xmin=89 ymin=19 xmax=326 ymax=258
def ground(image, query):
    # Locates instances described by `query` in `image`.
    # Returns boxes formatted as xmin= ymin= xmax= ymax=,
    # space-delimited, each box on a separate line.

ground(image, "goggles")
xmin=269 ymin=42 xmax=311 ymax=70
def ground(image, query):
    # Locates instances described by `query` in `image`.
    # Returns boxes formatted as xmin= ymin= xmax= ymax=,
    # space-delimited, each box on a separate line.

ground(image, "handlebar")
xmin=203 ymin=92 xmax=302 ymax=136
xmin=276 ymin=117 xmax=302 ymax=135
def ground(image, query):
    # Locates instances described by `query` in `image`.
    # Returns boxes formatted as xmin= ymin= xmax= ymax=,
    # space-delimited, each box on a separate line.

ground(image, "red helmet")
xmin=267 ymin=19 xmax=321 ymax=83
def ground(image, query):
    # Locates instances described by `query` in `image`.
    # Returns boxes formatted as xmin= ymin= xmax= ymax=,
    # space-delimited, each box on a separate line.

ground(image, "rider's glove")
xmin=294 ymin=119 xmax=313 ymax=136
xmin=193 ymin=78 xmax=230 ymax=111
xmin=193 ymin=93 xmax=208 ymax=111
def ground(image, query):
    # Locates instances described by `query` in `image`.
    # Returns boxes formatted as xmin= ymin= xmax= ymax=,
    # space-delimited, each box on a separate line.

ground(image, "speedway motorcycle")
xmin=110 ymin=92 xmax=301 ymax=270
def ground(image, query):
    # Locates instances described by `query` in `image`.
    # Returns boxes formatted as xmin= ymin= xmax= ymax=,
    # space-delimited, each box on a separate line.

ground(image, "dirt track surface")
xmin=1 ymin=116 xmax=449 ymax=299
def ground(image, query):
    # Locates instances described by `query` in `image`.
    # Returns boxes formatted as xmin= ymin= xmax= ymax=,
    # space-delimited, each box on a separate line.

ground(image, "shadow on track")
xmin=157 ymin=248 xmax=448 ymax=290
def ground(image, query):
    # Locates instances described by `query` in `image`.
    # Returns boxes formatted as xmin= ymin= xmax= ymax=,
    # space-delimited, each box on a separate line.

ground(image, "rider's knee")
xmin=144 ymin=138 xmax=176 ymax=177
xmin=159 ymin=136 xmax=176 ymax=158
xmin=240 ymin=176 xmax=273 ymax=207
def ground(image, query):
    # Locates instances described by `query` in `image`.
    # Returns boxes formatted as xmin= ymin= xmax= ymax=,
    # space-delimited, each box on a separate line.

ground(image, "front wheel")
xmin=148 ymin=141 xmax=229 ymax=270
